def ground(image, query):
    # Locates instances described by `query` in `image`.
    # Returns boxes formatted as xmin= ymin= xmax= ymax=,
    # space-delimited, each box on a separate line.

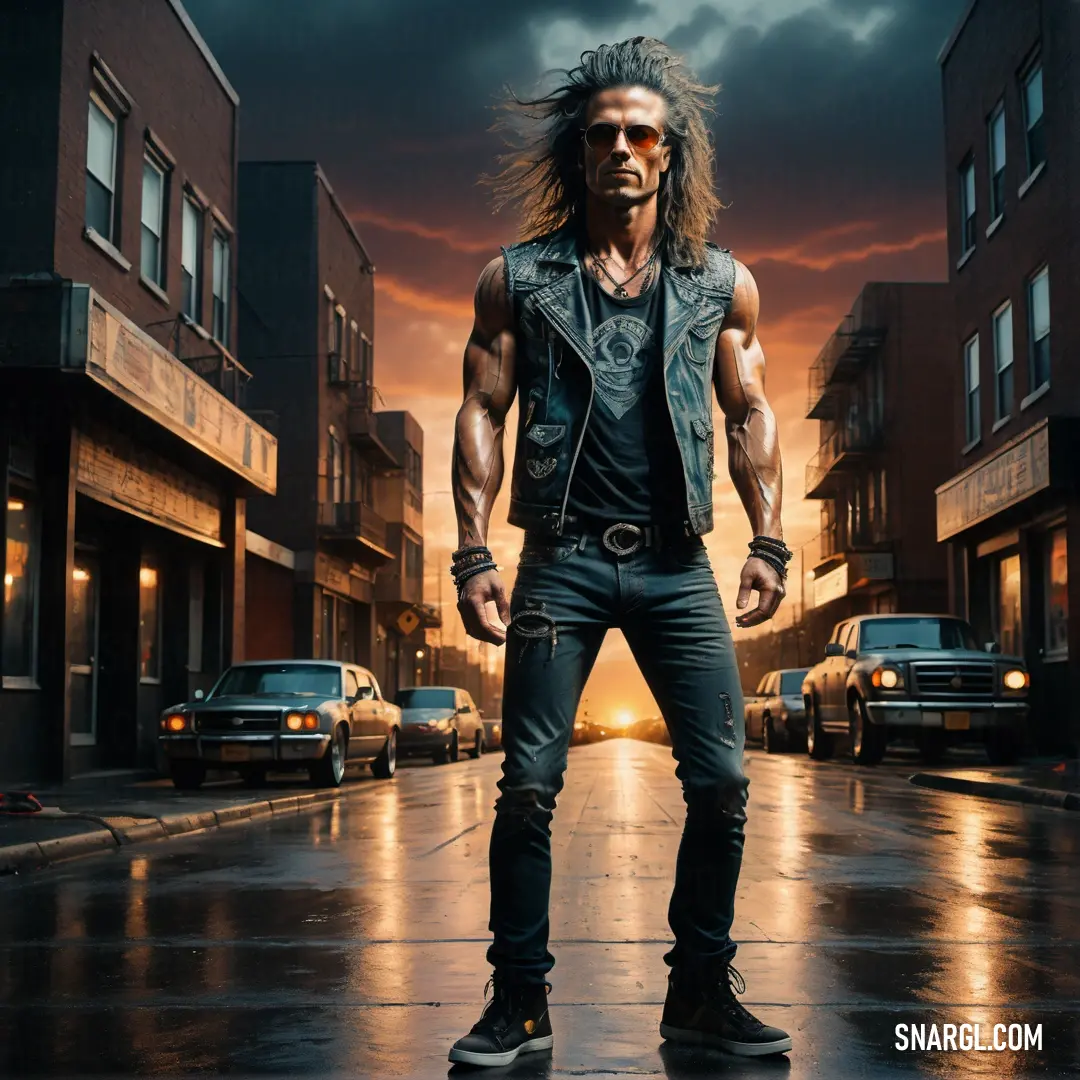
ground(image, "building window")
xmin=139 ymin=561 xmax=161 ymax=682
xmin=996 ymin=552 xmax=1022 ymax=658
xmin=212 ymin=230 xmax=230 ymax=346
xmin=86 ymin=95 xmax=118 ymax=242
xmin=140 ymin=155 xmax=166 ymax=285
xmin=1045 ymin=528 xmax=1068 ymax=660
xmin=359 ymin=334 xmax=373 ymax=384
xmin=988 ymin=102 xmax=1005 ymax=220
xmin=992 ymin=303 xmax=1013 ymax=421
xmin=405 ymin=537 xmax=423 ymax=580
xmin=188 ymin=561 xmax=204 ymax=674
xmin=963 ymin=334 xmax=981 ymax=444
xmin=1022 ymin=62 xmax=1045 ymax=176
xmin=348 ymin=321 xmax=359 ymax=378
xmin=959 ymin=157 xmax=976 ymax=254
xmin=181 ymin=197 xmax=203 ymax=322
xmin=1028 ymin=266 xmax=1050 ymax=391
xmin=3 ymin=489 xmax=39 ymax=680
xmin=319 ymin=591 xmax=354 ymax=661
xmin=328 ymin=429 xmax=344 ymax=504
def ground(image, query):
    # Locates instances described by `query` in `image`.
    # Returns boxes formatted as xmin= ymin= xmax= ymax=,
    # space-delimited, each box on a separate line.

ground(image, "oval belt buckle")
xmin=602 ymin=522 xmax=644 ymax=556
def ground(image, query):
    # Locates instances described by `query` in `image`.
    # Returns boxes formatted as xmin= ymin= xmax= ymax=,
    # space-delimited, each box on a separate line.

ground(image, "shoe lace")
xmin=706 ymin=965 xmax=760 ymax=1028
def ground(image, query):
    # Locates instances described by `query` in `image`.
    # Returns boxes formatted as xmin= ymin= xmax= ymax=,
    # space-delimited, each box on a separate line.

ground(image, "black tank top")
xmin=566 ymin=268 xmax=686 ymax=525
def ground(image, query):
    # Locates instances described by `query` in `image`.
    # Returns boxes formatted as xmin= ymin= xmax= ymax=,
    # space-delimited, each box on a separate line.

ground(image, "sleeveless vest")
xmin=502 ymin=224 xmax=737 ymax=536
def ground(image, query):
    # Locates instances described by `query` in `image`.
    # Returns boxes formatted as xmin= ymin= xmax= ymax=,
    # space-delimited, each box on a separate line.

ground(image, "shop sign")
xmin=936 ymin=422 xmax=1051 ymax=541
xmin=85 ymin=292 xmax=277 ymax=494
xmin=814 ymin=562 xmax=849 ymax=607
xmin=76 ymin=428 xmax=223 ymax=545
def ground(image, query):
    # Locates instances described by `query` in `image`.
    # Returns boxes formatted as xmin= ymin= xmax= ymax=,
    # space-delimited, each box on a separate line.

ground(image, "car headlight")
xmin=285 ymin=711 xmax=321 ymax=731
xmin=871 ymin=666 xmax=905 ymax=690
xmin=161 ymin=713 xmax=188 ymax=732
xmin=1003 ymin=668 xmax=1029 ymax=691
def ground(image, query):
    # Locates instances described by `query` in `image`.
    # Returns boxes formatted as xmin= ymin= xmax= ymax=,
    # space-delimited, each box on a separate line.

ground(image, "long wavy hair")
xmin=486 ymin=37 xmax=723 ymax=268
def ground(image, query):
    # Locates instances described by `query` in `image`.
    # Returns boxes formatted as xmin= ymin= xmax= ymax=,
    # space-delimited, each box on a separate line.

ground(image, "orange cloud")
xmin=746 ymin=223 xmax=946 ymax=271
xmin=351 ymin=208 xmax=497 ymax=254
xmin=376 ymin=274 xmax=474 ymax=319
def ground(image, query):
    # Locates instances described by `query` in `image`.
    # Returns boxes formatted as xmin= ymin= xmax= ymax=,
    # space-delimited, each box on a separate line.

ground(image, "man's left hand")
xmin=734 ymin=556 xmax=786 ymax=628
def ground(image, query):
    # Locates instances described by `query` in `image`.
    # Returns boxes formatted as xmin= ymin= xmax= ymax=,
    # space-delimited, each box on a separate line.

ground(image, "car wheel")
xmin=169 ymin=760 xmax=206 ymax=791
xmin=763 ymin=715 xmax=786 ymax=755
xmin=310 ymin=724 xmax=347 ymax=788
xmin=241 ymin=767 xmax=267 ymax=788
xmin=371 ymin=728 xmax=397 ymax=779
xmin=806 ymin=696 xmax=834 ymax=761
xmin=470 ymin=731 xmax=484 ymax=759
xmin=985 ymin=729 xmax=1022 ymax=766
xmin=848 ymin=695 xmax=886 ymax=765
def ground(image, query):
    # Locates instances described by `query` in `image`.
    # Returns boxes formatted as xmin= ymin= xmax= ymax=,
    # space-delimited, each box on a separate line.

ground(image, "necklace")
xmin=589 ymin=245 xmax=660 ymax=298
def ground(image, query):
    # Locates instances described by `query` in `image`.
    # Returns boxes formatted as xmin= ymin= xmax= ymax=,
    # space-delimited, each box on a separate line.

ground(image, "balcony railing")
xmin=317 ymin=500 xmax=389 ymax=555
xmin=804 ymin=422 xmax=883 ymax=498
xmin=345 ymin=381 xmax=400 ymax=470
xmin=806 ymin=315 xmax=885 ymax=420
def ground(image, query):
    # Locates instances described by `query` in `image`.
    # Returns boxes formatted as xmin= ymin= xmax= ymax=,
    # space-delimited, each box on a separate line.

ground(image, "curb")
xmin=910 ymin=772 xmax=1080 ymax=811
xmin=0 ymin=788 xmax=345 ymax=875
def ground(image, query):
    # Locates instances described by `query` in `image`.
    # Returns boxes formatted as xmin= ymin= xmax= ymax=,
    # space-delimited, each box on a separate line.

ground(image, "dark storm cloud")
xmin=183 ymin=0 xmax=966 ymax=322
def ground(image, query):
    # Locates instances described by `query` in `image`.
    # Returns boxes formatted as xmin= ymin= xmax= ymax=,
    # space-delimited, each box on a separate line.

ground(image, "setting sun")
xmin=612 ymin=709 xmax=634 ymax=729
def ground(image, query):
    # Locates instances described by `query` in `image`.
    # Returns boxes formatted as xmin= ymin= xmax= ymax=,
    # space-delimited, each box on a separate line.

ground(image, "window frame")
xmin=211 ymin=229 xmax=230 ymax=347
xmin=1044 ymin=526 xmax=1068 ymax=662
xmin=1021 ymin=60 xmax=1045 ymax=177
xmin=963 ymin=334 xmax=981 ymax=445
xmin=958 ymin=156 xmax=976 ymax=255
xmin=140 ymin=151 xmax=168 ymax=287
xmin=2 ymin=483 xmax=41 ymax=687
xmin=987 ymin=101 xmax=1006 ymax=221
xmin=138 ymin=559 xmax=163 ymax=685
xmin=181 ymin=194 xmax=204 ymax=324
xmin=86 ymin=92 xmax=119 ymax=243
xmin=992 ymin=301 xmax=1014 ymax=422
xmin=1027 ymin=265 xmax=1050 ymax=392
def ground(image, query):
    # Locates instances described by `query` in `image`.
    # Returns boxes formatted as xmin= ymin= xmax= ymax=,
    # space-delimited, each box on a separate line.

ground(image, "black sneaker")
xmin=659 ymin=964 xmax=792 ymax=1056
xmin=448 ymin=976 xmax=553 ymax=1068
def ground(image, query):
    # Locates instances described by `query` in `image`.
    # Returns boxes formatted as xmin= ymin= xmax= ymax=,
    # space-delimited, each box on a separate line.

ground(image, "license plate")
xmin=944 ymin=711 xmax=970 ymax=731
xmin=219 ymin=743 xmax=251 ymax=762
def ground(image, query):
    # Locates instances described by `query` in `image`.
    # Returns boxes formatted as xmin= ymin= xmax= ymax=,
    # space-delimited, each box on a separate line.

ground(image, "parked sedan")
xmin=158 ymin=660 xmax=400 ymax=790
xmin=801 ymin=614 xmax=1029 ymax=765
xmin=395 ymin=686 xmax=486 ymax=764
xmin=744 ymin=669 xmax=809 ymax=753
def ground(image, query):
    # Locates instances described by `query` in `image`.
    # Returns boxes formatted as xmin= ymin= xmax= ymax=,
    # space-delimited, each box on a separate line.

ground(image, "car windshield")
xmin=211 ymin=664 xmax=341 ymax=698
xmin=396 ymin=688 xmax=455 ymax=709
xmin=858 ymin=618 xmax=979 ymax=651
xmin=779 ymin=670 xmax=808 ymax=694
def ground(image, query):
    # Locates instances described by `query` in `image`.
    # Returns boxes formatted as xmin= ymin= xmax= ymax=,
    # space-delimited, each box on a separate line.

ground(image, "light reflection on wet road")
xmin=1 ymin=740 xmax=1078 ymax=1078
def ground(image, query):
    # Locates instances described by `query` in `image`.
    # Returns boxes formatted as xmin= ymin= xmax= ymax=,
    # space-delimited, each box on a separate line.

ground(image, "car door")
xmin=746 ymin=674 xmax=767 ymax=740
xmin=754 ymin=673 xmax=775 ymax=740
xmin=821 ymin=623 xmax=847 ymax=724
xmin=828 ymin=624 xmax=857 ymax=725
xmin=344 ymin=669 xmax=362 ymax=746
xmin=463 ymin=692 xmax=481 ymax=744
xmin=346 ymin=668 xmax=381 ymax=754
xmin=841 ymin=622 xmax=861 ymax=717
xmin=367 ymin=672 xmax=391 ymax=742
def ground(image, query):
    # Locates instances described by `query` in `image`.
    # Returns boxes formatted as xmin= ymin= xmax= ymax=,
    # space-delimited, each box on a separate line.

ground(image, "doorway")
xmin=69 ymin=552 xmax=100 ymax=746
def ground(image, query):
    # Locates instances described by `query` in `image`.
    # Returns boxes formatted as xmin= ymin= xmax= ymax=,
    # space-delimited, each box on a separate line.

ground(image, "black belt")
xmin=525 ymin=520 xmax=691 ymax=556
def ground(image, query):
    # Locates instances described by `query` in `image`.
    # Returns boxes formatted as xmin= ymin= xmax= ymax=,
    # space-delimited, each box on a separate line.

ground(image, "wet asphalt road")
xmin=1 ymin=740 xmax=1078 ymax=1079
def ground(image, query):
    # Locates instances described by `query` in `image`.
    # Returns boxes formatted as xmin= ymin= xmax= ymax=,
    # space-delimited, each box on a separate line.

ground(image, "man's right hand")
xmin=458 ymin=569 xmax=511 ymax=645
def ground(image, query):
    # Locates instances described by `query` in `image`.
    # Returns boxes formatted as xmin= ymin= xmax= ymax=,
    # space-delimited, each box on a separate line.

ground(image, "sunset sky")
xmin=186 ymin=0 xmax=966 ymax=723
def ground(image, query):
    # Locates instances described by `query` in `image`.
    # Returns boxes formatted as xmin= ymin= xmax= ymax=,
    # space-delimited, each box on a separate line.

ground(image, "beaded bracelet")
xmin=453 ymin=561 xmax=498 ymax=596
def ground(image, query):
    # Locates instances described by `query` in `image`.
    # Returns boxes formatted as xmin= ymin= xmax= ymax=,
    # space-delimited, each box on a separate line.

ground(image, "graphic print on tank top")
xmin=591 ymin=313 xmax=655 ymax=420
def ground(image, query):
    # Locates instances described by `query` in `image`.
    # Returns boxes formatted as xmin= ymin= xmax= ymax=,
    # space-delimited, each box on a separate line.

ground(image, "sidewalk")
xmin=0 ymin=772 xmax=350 ymax=875
xmin=910 ymin=757 xmax=1080 ymax=811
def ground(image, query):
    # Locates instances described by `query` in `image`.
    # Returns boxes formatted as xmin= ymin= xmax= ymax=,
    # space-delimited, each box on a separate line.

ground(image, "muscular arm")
xmin=714 ymin=260 xmax=785 ymax=626
xmin=452 ymin=256 xmax=518 ymax=547
xmin=714 ymin=260 xmax=782 ymax=539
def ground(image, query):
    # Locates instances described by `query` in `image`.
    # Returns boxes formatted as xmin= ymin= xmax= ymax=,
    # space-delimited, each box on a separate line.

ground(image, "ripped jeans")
xmin=487 ymin=529 xmax=749 ymax=986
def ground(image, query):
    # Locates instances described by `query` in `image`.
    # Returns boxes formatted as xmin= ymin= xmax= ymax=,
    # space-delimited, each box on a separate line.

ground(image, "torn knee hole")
xmin=687 ymin=781 xmax=746 ymax=819
xmin=496 ymin=789 xmax=555 ymax=817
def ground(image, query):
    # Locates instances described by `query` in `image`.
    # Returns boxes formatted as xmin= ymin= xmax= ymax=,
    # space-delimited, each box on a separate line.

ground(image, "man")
xmin=447 ymin=37 xmax=792 ymax=1068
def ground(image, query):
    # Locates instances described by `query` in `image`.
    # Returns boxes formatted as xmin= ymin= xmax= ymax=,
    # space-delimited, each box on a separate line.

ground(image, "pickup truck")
xmin=800 ymin=613 xmax=1029 ymax=766
xmin=744 ymin=668 xmax=809 ymax=753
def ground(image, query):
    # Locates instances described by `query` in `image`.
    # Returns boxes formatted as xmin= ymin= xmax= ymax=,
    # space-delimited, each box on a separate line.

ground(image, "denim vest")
xmin=502 ymin=225 xmax=737 ymax=536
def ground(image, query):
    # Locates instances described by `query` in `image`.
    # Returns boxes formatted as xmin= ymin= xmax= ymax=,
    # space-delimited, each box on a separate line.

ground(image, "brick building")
xmin=0 ymin=0 xmax=276 ymax=781
xmin=803 ymin=283 xmax=955 ymax=620
xmin=237 ymin=162 xmax=435 ymax=697
xmin=936 ymin=0 xmax=1080 ymax=751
